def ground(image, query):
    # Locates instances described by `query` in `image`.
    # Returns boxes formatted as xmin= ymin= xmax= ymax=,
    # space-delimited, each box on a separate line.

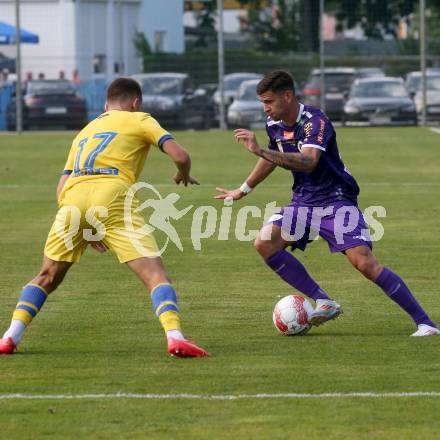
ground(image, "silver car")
xmin=406 ymin=71 xmax=440 ymax=122
xmin=214 ymin=73 xmax=262 ymax=121
xmin=227 ymin=79 xmax=266 ymax=129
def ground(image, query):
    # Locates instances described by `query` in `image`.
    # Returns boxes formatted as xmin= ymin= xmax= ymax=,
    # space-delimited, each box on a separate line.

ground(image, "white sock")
xmin=316 ymin=299 xmax=336 ymax=307
xmin=3 ymin=320 xmax=26 ymax=345
xmin=166 ymin=330 xmax=185 ymax=341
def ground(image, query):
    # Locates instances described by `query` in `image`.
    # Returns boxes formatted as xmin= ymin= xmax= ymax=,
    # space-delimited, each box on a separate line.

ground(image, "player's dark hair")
xmin=256 ymin=70 xmax=295 ymax=95
xmin=106 ymin=77 xmax=142 ymax=103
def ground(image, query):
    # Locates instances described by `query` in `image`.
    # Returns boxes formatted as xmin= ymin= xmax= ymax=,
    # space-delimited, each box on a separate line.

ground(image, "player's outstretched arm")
xmin=162 ymin=139 xmax=199 ymax=186
xmin=215 ymin=157 xmax=276 ymax=200
xmin=234 ymin=128 xmax=321 ymax=173
xmin=255 ymin=147 xmax=320 ymax=173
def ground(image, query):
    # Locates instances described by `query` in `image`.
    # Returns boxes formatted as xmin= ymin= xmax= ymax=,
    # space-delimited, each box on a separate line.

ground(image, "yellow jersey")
xmin=61 ymin=110 xmax=172 ymax=194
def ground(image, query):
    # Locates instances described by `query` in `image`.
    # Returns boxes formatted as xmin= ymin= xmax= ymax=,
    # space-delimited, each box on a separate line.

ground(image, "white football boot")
xmin=309 ymin=299 xmax=342 ymax=326
xmin=410 ymin=324 xmax=440 ymax=337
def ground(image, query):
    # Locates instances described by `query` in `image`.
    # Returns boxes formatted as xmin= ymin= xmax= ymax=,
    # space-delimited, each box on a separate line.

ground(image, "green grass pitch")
xmin=0 ymin=127 xmax=439 ymax=439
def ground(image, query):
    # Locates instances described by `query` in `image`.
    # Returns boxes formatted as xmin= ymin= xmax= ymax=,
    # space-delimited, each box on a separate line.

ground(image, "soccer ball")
xmin=273 ymin=295 xmax=314 ymax=336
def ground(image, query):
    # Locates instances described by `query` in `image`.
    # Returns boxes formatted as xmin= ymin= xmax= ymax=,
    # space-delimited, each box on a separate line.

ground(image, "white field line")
xmin=0 ymin=392 xmax=439 ymax=401
xmin=429 ymin=127 xmax=440 ymax=135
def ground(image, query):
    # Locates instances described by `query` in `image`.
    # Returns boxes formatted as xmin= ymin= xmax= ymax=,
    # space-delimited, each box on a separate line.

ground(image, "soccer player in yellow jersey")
xmin=0 ymin=78 xmax=210 ymax=357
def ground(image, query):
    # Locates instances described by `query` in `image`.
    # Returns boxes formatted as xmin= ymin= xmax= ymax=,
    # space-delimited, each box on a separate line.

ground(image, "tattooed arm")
xmin=256 ymin=148 xmax=320 ymax=172
xmin=234 ymin=128 xmax=321 ymax=173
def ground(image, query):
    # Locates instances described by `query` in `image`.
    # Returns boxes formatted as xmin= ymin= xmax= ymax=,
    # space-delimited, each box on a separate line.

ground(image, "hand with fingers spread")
xmin=161 ymin=138 xmax=200 ymax=187
xmin=214 ymin=187 xmax=245 ymax=201
xmin=174 ymin=171 xmax=200 ymax=186
xmin=234 ymin=128 xmax=262 ymax=156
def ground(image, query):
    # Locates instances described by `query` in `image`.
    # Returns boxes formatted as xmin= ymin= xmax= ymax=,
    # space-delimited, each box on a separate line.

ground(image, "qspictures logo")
xmin=55 ymin=182 xmax=386 ymax=257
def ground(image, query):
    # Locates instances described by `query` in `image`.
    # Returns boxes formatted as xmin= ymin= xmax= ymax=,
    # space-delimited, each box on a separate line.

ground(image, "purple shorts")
xmin=268 ymin=201 xmax=372 ymax=253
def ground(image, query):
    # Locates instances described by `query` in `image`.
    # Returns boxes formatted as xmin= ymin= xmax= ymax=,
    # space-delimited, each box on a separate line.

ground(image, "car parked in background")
xmin=0 ymin=54 xmax=15 ymax=77
xmin=213 ymin=72 xmax=262 ymax=123
xmin=405 ymin=69 xmax=440 ymax=95
xmin=405 ymin=71 xmax=440 ymax=123
xmin=7 ymin=80 xmax=87 ymax=130
xmin=132 ymin=73 xmax=211 ymax=129
xmin=227 ymin=79 xmax=266 ymax=128
xmin=302 ymin=68 xmax=358 ymax=120
xmin=343 ymin=77 xmax=417 ymax=126
xmin=302 ymin=67 xmax=387 ymax=120
xmin=196 ymin=82 xmax=218 ymax=128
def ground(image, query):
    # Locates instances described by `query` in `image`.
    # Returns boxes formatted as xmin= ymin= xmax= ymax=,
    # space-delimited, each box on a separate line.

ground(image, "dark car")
xmin=227 ymin=79 xmax=266 ymax=129
xmin=343 ymin=77 xmax=417 ymax=126
xmin=0 ymin=54 xmax=15 ymax=75
xmin=7 ymin=80 xmax=87 ymax=130
xmin=132 ymin=73 xmax=211 ymax=129
xmin=197 ymin=82 xmax=218 ymax=128
xmin=302 ymin=68 xmax=357 ymax=120
xmin=302 ymin=67 xmax=387 ymax=120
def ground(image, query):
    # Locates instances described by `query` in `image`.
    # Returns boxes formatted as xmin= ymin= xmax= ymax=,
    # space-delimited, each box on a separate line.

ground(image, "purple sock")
xmin=265 ymin=250 xmax=330 ymax=301
xmin=375 ymin=267 xmax=436 ymax=327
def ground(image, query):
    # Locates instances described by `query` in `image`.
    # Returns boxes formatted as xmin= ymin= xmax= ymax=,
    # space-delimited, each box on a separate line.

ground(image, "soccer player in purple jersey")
xmin=216 ymin=70 xmax=438 ymax=336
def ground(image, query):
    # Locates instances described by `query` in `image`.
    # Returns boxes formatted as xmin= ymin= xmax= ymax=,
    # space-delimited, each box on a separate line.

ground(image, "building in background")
xmin=141 ymin=0 xmax=184 ymax=53
xmin=0 ymin=0 xmax=185 ymax=81
xmin=184 ymin=0 xmax=246 ymax=33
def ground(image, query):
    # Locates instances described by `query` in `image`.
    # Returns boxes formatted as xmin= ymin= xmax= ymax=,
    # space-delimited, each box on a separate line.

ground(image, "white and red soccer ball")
xmin=273 ymin=295 xmax=314 ymax=336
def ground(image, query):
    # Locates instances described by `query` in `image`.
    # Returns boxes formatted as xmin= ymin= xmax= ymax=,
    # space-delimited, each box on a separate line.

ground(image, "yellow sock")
xmin=159 ymin=311 xmax=181 ymax=332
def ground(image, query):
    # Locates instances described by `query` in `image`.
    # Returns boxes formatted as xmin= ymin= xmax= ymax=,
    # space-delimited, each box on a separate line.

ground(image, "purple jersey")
xmin=266 ymin=104 xmax=360 ymax=206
